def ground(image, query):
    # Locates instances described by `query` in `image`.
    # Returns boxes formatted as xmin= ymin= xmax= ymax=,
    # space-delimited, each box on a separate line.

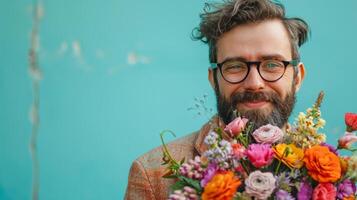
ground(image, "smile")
xmin=241 ymin=101 xmax=269 ymax=109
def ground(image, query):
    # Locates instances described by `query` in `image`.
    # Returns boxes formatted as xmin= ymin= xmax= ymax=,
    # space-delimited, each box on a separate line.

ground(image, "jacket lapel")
xmin=194 ymin=115 xmax=227 ymax=155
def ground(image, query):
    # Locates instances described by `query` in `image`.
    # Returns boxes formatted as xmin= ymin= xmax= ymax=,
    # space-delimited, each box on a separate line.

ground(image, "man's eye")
xmin=224 ymin=65 xmax=246 ymax=73
xmin=266 ymin=62 xmax=280 ymax=68
xmin=263 ymin=61 xmax=284 ymax=72
xmin=227 ymin=65 xmax=244 ymax=69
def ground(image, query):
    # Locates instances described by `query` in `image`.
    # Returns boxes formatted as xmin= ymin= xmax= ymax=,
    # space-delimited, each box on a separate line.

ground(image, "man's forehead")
xmin=218 ymin=54 xmax=288 ymax=63
xmin=216 ymin=19 xmax=292 ymax=61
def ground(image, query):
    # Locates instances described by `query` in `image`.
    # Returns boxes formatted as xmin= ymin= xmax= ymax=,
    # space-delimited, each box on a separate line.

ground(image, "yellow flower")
xmin=317 ymin=133 xmax=326 ymax=143
xmin=273 ymin=143 xmax=304 ymax=169
xmin=316 ymin=118 xmax=326 ymax=129
xmin=340 ymin=157 xmax=349 ymax=176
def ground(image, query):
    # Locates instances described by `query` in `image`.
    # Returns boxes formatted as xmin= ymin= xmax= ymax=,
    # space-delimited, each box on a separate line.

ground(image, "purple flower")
xmin=337 ymin=179 xmax=356 ymax=199
xmin=276 ymin=189 xmax=295 ymax=200
xmin=276 ymin=172 xmax=292 ymax=190
xmin=204 ymin=139 xmax=232 ymax=169
xmin=200 ymin=163 xmax=218 ymax=187
xmin=204 ymin=131 xmax=219 ymax=145
xmin=297 ymin=180 xmax=313 ymax=200
xmin=322 ymin=143 xmax=339 ymax=155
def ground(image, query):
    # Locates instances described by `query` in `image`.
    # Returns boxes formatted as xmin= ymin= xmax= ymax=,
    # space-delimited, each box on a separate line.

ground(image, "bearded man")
xmin=125 ymin=0 xmax=308 ymax=199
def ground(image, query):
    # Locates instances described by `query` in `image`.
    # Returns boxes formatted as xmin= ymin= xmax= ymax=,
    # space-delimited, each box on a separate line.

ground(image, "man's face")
xmin=209 ymin=19 xmax=305 ymax=129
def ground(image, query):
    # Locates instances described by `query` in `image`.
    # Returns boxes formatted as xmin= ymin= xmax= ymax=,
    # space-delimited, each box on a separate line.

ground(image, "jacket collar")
xmin=194 ymin=115 xmax=229 ymax=155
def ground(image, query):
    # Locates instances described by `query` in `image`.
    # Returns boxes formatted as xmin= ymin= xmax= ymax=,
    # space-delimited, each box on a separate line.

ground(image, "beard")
xmin=215 ymin=87 xmax=296 ymax=130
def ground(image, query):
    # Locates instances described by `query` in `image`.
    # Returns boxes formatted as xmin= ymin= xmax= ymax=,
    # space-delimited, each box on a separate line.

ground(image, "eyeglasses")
xmin=210 ymin=59 xmax=299 ymax=84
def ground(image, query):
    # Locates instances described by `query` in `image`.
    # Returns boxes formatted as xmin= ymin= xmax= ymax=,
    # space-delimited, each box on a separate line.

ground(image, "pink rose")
xmin=252 ymin=124 xmax=284 ymax=144
xmin=246 ymin=144 xmax=274 ymax=168
xmin=338 ymin=132 xmax=357 ymax=149
xmin=312 ymin=183 xmax=336 ymax=200
xmin=224 ymin=117 xmax=249 ymax=137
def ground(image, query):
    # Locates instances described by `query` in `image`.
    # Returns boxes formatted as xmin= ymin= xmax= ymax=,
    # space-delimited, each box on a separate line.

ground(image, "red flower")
xmin=312 ymin=183 xmax=337 ymax=200
xmin=345 ymin=113 xmax=357 ymax=131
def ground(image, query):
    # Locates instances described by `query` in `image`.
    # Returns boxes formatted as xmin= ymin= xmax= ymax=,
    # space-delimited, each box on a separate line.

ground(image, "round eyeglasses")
xmin=210 ymin=59 xmax=299 ymax=84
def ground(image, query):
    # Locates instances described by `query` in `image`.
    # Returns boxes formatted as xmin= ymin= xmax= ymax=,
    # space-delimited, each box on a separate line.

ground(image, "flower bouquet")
xmin=161 ymin=92 xmax=357 ymax=200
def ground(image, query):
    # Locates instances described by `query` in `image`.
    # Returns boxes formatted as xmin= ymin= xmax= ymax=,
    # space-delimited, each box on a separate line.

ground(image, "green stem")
xmin=160 ymin=130 xmax=179 ymax=165
xmin=275 ymin=147 xmax=289 ymax=175
xmin=240 ymin=160 xmax=250 ymax=174
xmin=275 ymin=160 xmax=282 ymax=175
xmin=346 ymin=126 xmax=353 ymax=132
xmin=314 ymin=91 xmax=324 ymax=109
xmin=238 ymin=135 xmax=248 ymax=148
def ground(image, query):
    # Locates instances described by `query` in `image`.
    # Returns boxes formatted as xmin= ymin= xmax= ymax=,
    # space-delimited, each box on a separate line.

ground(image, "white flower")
xmin=252 ymin=124 xmax=284 ymax=144
xmin=245 ymin=171 xmax=276 ymax=200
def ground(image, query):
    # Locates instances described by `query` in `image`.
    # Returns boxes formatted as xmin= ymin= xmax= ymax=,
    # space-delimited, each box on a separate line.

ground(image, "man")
xmin=125 ymin=0 xmax=308 ymax=199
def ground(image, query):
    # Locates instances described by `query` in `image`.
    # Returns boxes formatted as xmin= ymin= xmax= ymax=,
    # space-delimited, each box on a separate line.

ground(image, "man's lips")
xmin=240 ymin=101 xmax=269 ymax=109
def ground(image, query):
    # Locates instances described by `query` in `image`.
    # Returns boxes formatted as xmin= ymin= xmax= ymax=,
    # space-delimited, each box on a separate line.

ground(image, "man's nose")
xmin=241 ymin=65 xmax=265 ymax=91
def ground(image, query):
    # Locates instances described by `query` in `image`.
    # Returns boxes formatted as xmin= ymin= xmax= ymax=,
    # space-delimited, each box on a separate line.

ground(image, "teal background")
xmin=1 ymin=0 xmax=356 ymax=199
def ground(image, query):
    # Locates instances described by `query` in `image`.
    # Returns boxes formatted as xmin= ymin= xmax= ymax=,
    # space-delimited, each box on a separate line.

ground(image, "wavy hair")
xmin=192 ymin=0 xmax=310 ymax=63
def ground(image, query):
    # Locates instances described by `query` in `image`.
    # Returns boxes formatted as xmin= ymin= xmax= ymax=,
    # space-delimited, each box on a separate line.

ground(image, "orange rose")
xmin=273 ymin=143 xmax=304 ymax=168
xmin=343 ymin=195 xmax=355 ymax=200
xmin=202 ymin=171 xmax=241 ymax=200
xmin=304 ymin=145 xmax=341 ymax=183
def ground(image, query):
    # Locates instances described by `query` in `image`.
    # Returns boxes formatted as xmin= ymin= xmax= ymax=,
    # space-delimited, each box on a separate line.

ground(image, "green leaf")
xmin=171 ymin=163 xmax=181 ymax=171
xmin=170 ymin=180 xmax=186 ymax=191
xmin=163 ymin=174 xmax=178 ymax=179
xmin=179 ymin=176 xmax=202 ymax=193
xmin=162 ymin=170 xmax=174 ymax=178
xmin=180 ymin=157 xmax=186 ymax=165
xmin=215 ymin=127 xmax=223 ymax=140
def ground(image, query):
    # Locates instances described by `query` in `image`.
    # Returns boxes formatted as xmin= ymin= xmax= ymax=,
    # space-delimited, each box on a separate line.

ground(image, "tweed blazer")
xmin=124 ymin=117 xmax=225 ymax=200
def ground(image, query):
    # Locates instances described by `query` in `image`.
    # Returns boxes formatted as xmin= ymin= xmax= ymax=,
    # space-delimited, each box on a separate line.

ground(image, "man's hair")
xmin=192 ymin=0 xmax=310 ymax=63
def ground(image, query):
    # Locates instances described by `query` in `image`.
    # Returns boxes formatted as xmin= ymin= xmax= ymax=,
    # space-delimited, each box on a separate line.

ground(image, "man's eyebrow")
xmin=219 ymin=56 xmax=247 ymax=63
xmin=259 ymin=54 xmax=287 ymax=60
xmin=219 ymin=54 xmax=289 ymax=63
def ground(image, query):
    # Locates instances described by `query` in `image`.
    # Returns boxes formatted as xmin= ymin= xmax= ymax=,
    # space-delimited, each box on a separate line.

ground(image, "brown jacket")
xmin=124 ymin=117 xmax=224 ymax=200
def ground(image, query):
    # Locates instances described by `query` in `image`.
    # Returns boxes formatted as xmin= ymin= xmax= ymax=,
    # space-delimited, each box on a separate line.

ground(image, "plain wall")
xmin=1 ymin=0 xmax=356 ymax=199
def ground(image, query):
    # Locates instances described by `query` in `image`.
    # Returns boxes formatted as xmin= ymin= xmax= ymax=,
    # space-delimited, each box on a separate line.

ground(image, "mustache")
xmin=215 ymin=87 xmax=296 ymax=128
xmin=231 ymin=91 xmax=278 ymax=106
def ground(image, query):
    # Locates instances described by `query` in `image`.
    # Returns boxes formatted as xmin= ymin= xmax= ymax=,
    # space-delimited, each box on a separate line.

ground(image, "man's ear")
xmin=208 ymin=68 xmax=216 ymax=90
xmin=294 ymin=62 xmax=305 ymax=92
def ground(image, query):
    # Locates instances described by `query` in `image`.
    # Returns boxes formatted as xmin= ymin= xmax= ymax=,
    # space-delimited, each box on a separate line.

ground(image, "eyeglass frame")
xmin=210 ymin=58 xmax=300 ymax=84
